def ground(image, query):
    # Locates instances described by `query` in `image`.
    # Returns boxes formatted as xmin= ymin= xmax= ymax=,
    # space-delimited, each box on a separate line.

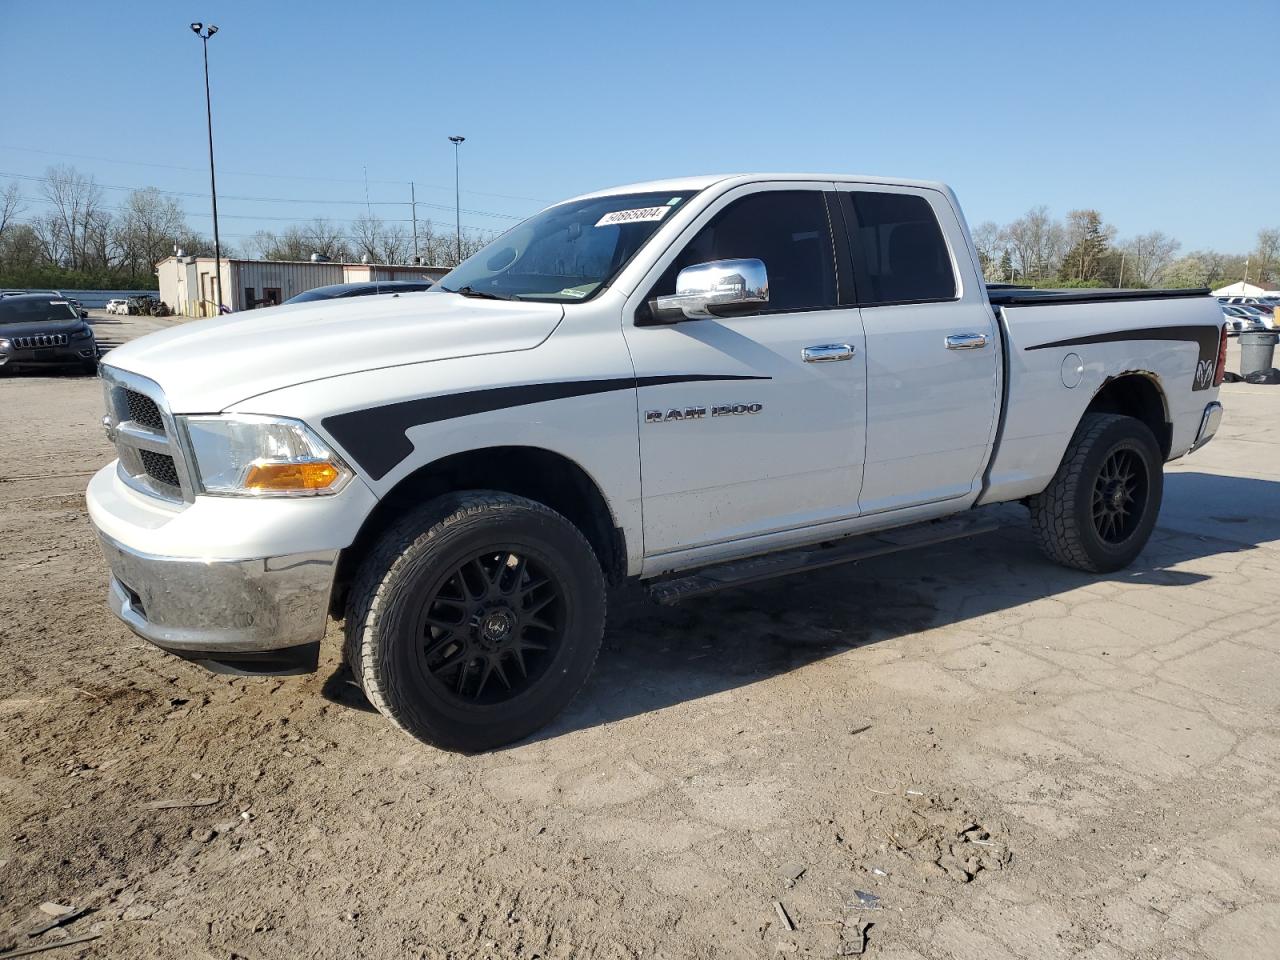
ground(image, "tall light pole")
xmin=449 ymin=135 xmax=465 ymax=264
xmin=191 ymin=22 xmax=223 ymax=314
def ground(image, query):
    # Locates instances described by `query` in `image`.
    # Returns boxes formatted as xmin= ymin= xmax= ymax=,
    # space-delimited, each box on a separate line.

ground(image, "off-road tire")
xmin=344 ymin=491 xmax=606 ymax=751
xmin=1029 ymin=413 xmax=1163 ymax=573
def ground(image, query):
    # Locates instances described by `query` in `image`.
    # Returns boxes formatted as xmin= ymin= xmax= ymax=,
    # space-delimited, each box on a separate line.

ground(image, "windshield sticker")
xmin=595 ymin=206 xmax=671 ymax=228
xmin=558 ymin=288 xmax=589 ymax=298
xmin=667 ymin=197 xmax=683 ymax=206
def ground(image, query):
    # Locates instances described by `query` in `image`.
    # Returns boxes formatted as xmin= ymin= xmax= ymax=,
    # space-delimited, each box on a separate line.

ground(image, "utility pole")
xmin=410 ymin=181 xmax=419 ymax=263
xmin=449 ymin=135 xmax=465 ymax=264
xmin=190 ymin=22 xmax=223 ymax=315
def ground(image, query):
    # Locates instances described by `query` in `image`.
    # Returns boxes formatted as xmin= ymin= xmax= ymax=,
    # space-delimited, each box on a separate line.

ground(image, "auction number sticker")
xmin=595 ymin=206 xmax=671 ymax=228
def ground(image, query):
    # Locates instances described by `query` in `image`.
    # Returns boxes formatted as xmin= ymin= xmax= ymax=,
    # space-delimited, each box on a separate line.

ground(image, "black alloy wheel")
xmin=414 ymin=549 xmax=563 ymax=705
xmin=1091 ymin=447 xmax=1149 ymax=545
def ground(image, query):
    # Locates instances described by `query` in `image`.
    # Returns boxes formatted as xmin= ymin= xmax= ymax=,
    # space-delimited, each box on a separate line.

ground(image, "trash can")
xmin=1240 ymin=332 xmax=1278 ymax=377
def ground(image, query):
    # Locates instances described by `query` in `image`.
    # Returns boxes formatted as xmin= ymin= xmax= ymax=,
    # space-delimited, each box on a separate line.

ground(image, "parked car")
xmin=0 ymin=294 xmax=98 ymax=374
xmin=2 ymin=289 xmax=62 ymax=299
xmin=89 ymin=172 xmax=1226 ymax=750
xmin=1233 ymin=304 xmax=1276 ymax=329
xmin=106 ymin=299 xmax=129 ymax=315
xmin=1222 ymin=305 xmax=1267 ymax=333
xmin=282 ymin=280 xmax=435 ymax=305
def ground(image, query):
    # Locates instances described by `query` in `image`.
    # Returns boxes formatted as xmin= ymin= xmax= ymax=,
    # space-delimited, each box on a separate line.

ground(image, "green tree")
xmin=1059 ymin=209 xmax=1114 ymax=283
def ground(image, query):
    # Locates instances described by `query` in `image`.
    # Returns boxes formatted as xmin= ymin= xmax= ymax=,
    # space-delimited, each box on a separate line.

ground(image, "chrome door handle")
xmin=803 ymin=343 xmax=855 ymax=363
xmin=945 ymin=333 xmax=989 ymax=350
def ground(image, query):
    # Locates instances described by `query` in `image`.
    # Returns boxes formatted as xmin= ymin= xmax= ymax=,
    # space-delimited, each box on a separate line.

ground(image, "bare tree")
xmin=1254 ymin=228 xmax=1280 ymax=287
xmin=0 ymin=222 xmax=44 ymax=271
xmin=1005 ymin=206 xmax=1064 ymax=281
xmin=970 ymin=221 xmax=1007 ymax=281
xmin=301 ymin=218 xmax=352 ymax=262
xmin=246 ymin=230 xmax=278 ymax=260
xmin=1121 ymin=231 xmax=1181 ymax=286
xmin=252 ymin=226 xmax=312 ymax=262
xmin=118 ymin=187 xmax=189 ymax=278
xmin=351 ymin=213 xmax=410 ymax=264
xmin=0 ymin=182 xmax=22 ymax=240
xmin=40 ymin=165 xmax=108 ymax=270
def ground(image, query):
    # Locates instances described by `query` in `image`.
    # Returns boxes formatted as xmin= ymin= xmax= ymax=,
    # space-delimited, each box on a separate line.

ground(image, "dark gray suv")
xmin=0 ymin=294 xmax=99 ymax=375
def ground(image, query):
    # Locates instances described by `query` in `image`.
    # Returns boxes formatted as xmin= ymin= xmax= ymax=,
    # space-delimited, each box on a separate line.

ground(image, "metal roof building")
xmin=156 ymin=256 xmax=449 ymax=316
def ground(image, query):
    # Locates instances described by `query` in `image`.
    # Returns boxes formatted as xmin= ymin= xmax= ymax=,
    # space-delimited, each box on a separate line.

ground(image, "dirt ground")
xmin=2 ymin=314 xmax=1279 ymax=960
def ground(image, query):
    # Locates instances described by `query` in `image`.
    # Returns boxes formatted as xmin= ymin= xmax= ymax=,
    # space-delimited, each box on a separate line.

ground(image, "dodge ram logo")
xmin=1194 ymin=359 xmax=1215 ymax=390
xmin=645 ymin=403 xmax=763 ymax=423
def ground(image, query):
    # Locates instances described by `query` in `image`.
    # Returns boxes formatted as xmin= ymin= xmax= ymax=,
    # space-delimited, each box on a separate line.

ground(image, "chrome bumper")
xmin=1189 ymin=401 xmax=1223 ymax=454
xmin=98 ymin=532 xmax=338 ymax=663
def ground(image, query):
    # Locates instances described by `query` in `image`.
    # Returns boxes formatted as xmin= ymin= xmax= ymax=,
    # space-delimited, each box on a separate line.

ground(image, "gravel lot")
xmin=2 ymin=313 xmax=1279 ymax=959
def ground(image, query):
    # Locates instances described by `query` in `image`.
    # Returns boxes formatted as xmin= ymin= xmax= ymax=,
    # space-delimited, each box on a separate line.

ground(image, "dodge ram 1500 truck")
xmin=87 ymin=174 xmax=1227 ymax=750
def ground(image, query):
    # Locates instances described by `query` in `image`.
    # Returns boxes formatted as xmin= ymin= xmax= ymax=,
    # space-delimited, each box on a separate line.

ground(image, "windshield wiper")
xmin=445 ymin=285 xmax=513 ymax=301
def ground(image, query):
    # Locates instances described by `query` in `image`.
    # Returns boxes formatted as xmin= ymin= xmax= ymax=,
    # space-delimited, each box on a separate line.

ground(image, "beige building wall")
xmin=155 ymin=258 xmax=448 ymax=316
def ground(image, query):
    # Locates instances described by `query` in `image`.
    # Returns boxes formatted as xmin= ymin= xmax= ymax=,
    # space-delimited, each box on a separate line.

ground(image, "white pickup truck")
xmin=88 ymin=173 xmax=1227 ymax=750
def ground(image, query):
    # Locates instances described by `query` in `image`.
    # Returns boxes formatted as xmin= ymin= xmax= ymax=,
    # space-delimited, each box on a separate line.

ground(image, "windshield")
xmin=0 ymin=298 xmax=79 ymax=324
xmin=432 ymin=190 xmax=696 ymax=302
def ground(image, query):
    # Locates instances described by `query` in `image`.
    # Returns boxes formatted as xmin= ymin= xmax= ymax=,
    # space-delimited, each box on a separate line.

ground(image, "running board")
xmin=647 ymin=511 xmax=1001 ymax=606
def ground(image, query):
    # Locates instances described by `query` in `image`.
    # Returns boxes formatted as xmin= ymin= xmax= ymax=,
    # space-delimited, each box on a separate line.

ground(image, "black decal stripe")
xmin=1024 ymin=325 xmax=1219 ymax=355
xmin=324 ymin=374 xmax=770 ymax=480
xmin=1024 ymin=324 xmax=1223 ymax=393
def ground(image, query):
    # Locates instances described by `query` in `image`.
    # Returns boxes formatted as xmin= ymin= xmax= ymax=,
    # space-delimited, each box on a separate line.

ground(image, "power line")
xmin=0 ymin=143 xmax=547 ymax=203
xmin=11 ymin=193 xmax=495 ymax=233
xmin=0 ymin=170 xmax=526 ymax=220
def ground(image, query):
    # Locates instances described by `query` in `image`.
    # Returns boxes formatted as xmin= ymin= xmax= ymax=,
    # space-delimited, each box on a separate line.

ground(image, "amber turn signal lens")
xmin=243 ymin=461 xmax=341 ymax=492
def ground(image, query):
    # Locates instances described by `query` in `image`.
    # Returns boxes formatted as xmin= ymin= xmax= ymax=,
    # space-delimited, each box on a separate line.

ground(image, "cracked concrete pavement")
xmin=1 ymin=322 xmax=1278 ymax=959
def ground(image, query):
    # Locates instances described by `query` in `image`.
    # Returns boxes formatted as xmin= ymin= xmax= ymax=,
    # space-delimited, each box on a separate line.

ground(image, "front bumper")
xmin=98 ymin=531 xmax=337 ymax=674
xmin=0 ymin=344 xmax=97 ymax=368
xmin=1189 ymin=401 xmax=1223 ymax=454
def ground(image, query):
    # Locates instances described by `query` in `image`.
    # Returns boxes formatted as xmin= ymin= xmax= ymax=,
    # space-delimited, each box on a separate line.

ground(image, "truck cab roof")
xmin=571 ymin=172 xmax=952 ymax=203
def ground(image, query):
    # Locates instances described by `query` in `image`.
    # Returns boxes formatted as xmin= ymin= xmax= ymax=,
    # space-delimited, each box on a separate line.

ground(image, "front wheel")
xmin=345 ymin=492 xmax=606 ymax=751
xmin=1029 ymin=413 xmax=1164 ymax=573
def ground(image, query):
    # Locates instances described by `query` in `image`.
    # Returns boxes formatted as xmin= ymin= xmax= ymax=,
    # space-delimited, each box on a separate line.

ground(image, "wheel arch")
xmin=1083 ymin=371 xmax=1172 ymax=458
xmin=331 ymin=445 xmax=627 ymax=617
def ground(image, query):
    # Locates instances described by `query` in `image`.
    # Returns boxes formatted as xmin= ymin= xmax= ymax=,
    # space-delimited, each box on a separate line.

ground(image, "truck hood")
xmin=102 ymin=293 xmax=565 ymax=412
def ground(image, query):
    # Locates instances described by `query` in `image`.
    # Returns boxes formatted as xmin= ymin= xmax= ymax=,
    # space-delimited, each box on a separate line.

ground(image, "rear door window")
xmin=840 ymin=192 xmax=956 ymax=306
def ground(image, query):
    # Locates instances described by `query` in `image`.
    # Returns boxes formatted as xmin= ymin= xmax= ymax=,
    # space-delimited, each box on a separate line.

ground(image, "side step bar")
xmin=647 ymin=511 xmax=1001 ymax=606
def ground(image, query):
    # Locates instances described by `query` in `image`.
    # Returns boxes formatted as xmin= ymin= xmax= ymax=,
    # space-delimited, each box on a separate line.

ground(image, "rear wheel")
xmin=345 ymin=491 xmax=606 ymax=751
xmin=1029 ymin=413 xmax=1164 ymax=573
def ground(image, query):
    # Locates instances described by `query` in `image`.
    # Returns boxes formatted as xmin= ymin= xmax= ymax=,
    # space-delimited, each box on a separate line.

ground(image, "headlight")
xmin=0 ymin=338 xmax=10 ymax=351
xmin=179 ymin=414 xmax=353 ymax=497
xmin=72 ymin=325 xmax=94 ymax=340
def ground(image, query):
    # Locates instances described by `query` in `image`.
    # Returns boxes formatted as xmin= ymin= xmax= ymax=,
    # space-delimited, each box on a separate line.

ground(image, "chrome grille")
xmin=13 ymin=333 xmax=69 ymax=348
xmin=138 ymin=449 xmax=180 ymax=487
xmin=100 ymin=366 xmax=193 ymax=503
xmin=124 ymin=389 xmax=163 ymax=431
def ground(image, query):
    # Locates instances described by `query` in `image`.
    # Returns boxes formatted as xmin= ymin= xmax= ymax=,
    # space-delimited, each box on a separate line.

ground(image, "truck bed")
xmin=979 ymin=285 xmax=1223 ymax=507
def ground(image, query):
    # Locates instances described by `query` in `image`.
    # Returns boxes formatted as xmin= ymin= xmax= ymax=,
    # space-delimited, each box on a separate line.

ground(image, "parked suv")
xmin=0 ymin=294 xmax=99 ymax=374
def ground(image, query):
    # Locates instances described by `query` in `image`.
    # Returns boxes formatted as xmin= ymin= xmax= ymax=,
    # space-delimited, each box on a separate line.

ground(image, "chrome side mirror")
xmin=653 ymin=258 xmax=769 ymax=320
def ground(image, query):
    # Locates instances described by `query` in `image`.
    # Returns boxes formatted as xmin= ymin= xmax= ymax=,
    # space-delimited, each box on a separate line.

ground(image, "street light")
xmin=449 ymin=135 xmax=465 ymax=264
xmin=191 ymin=22 xmax=223 ymax=314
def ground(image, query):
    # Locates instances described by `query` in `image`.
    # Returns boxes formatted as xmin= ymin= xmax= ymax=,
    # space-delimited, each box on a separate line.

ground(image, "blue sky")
xmin=2 ymin=0 xmax=1276 ymax=252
